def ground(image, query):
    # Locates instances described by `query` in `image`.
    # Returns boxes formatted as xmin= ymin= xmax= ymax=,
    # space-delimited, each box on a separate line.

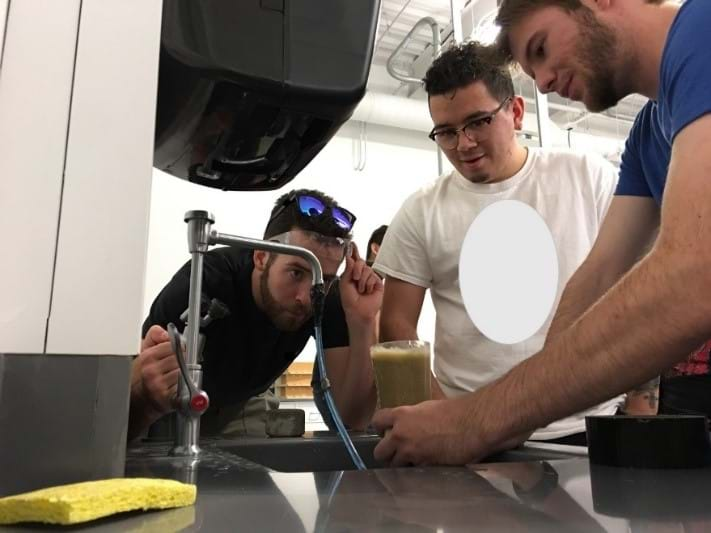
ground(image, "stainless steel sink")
xmin=217 ymin=433 xmax=384 ymax=472
xmin=215 ymin=433 xmax=588 ymax=472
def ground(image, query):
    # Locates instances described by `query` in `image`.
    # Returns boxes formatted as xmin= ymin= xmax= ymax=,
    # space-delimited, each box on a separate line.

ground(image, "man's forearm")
xmin=545 ymin=262 xmax=617 ymax=346
xmin=380 ymin=318 xmax=418 ymax=342
xmin=127 ymin=396 xmax=163 ymax=441
xmin=127 ymin=362 xmax=151 ymax=441
xmin=332 ymin=319 xmax=378 ymax=429
xmin=469 ymin=245 xmax=711 ymax=449
xmin=546 ymin=207 xmax=659 ymax=346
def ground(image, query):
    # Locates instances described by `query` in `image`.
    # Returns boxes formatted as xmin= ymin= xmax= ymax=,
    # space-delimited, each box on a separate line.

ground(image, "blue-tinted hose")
xmin=314 ymin=323 xmax=366 ymax=470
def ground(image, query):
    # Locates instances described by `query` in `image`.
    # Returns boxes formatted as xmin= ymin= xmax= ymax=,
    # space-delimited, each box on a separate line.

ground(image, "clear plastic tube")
xmin=314 ymin=324 xmax=366 ymax=470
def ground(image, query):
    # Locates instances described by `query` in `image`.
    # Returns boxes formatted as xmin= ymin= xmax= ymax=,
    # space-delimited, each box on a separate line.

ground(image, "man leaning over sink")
xmin=128 ymin=189 xmax=381 ymax=441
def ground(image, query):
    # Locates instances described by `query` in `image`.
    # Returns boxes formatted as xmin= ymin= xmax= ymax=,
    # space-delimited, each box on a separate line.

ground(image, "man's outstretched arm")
xmin=466 ymin=114 xmax=711 ymax=456
xmin=544 ymin=196 xmax=660 ymax=345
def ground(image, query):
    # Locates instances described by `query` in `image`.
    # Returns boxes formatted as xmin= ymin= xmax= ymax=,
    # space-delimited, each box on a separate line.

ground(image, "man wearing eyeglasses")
xmin=373 ymin=41 xmax=620 ymax=456
xmin=128 ymin=189 xmax=382 ymax=440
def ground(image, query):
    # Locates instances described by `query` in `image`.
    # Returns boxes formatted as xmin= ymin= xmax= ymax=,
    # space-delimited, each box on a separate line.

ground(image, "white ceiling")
xmin=373 ymin=0 xmax=453 ymax=68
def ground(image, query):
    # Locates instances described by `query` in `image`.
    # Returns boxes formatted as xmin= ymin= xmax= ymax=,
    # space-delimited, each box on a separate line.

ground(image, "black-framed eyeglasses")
xmin=268 ymin=192 xmax=357 ymax=231
xmin=428 ymin=97 xmax=512 ymax=149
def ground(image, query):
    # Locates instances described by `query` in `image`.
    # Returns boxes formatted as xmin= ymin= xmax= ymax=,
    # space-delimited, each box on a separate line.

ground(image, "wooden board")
xmin=277 ymin=374 xmax=312 ymax=386
xmin=285 ymin=362 xmax=313 ymax=375
xmin=275 ymin=385 xmax=313 ymax=399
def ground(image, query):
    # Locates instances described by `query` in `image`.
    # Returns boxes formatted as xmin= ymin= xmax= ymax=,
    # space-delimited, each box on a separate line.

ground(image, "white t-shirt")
xmin=374 ymin=147 xmax=623 ymax=440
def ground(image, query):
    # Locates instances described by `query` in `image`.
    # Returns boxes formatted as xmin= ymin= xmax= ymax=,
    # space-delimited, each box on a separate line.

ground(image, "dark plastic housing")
xmin=154 ymin=0 xmax=380 ymax=191
xmin=591 ymin=465 xmax=711 ymax=519
xmin=586 ymin=415 xmax=711 ymax=469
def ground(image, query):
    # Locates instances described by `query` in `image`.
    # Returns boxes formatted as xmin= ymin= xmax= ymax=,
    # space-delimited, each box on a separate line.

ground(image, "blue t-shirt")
xmin=616 ymin=0 xmax=711 ymax=206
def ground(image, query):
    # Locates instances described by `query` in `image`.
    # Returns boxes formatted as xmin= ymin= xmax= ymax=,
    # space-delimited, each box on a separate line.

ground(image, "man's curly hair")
xmin=423 ymin=41 xmax=514 ymax=102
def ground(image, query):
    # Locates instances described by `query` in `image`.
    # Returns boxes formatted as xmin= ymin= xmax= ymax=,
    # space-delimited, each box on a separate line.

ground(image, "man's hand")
xmin=131 ymin=325 xmax=180 ymax=418
xmin=372 ymin=396 xmax=532 ymax=466
xmin=339 ymin=243 xmax=383 ymax=326
xmin=622 ymin=377 xmax=660 ymax=415
xmin=372 ymin=398 xmax=479 ymax=466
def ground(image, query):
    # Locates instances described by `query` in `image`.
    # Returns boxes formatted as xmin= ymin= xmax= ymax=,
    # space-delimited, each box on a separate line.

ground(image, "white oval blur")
xmin=458 ymin=200 xmax=559 ymax=345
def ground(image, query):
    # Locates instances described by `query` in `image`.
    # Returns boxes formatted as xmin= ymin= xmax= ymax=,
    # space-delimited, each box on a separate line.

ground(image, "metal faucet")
xmin=169 ymin=210 xmax=325 ymax=457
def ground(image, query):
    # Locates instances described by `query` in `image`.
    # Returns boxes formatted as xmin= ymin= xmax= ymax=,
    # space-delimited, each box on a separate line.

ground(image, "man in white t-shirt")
xmin=374 ymin=41 xmax=621 ymax=445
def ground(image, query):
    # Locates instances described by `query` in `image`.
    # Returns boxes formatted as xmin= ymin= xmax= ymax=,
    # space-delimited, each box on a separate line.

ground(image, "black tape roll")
xmin=586 ymin=415 xmax=711 ymax=469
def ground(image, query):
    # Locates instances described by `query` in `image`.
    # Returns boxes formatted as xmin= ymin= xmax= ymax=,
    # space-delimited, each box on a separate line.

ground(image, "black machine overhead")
xmin=154 ymin=0 xmax=381 ymax=191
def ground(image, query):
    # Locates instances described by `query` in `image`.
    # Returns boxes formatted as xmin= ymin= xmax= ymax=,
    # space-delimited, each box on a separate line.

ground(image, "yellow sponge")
xmin=0 ymin=478 xmax=196 ymax=525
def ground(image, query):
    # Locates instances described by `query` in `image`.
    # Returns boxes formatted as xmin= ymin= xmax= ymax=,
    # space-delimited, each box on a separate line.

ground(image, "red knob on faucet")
xmin=190 ymin=392 xmax=209 ymax=414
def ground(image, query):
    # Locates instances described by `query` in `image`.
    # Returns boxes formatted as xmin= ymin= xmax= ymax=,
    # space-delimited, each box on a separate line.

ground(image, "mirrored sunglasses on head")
xmin=269 ymin=193 xmax=357 ymax=231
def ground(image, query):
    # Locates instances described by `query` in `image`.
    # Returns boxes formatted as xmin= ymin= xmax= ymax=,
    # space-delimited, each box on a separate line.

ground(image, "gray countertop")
xmin=4 ymin=435 xmax=711 ymax=532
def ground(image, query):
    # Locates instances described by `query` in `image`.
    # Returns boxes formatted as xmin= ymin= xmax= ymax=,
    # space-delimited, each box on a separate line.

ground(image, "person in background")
xmin=373 ymin=0 xmax=711 ymax=466
xmin=129 ymin=189 xmax=381 ymax=440
xmin=374 ymin=41 xmax=621 ymax=448
xmin=366 ymin=225 xmax=389 ymax=268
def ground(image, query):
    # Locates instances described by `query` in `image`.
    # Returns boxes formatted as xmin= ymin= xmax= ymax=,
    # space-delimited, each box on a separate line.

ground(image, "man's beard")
xmin=575 ymin=11 xmax=627 ymax=113
xmin=260 ymin=265 xmax=311 ymax=332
